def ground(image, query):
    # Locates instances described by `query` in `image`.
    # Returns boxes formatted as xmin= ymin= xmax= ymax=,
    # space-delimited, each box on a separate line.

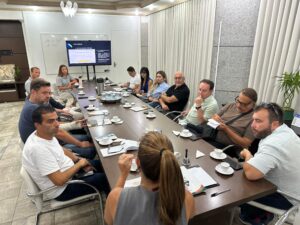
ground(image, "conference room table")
xmin=75 ymin=81 xmax=276 ymax=224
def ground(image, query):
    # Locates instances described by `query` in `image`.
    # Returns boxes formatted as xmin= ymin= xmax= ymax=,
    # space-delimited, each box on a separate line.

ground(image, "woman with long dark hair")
xmin=139 ymin=67 xmax=153 ymax=95
xmin=104 ymin=132 xmax=194 ymax=225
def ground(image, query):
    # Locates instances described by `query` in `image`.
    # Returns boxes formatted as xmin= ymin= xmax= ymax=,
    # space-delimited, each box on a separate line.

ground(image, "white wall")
xmin=1 ymin=11 xmax=141 ymax=84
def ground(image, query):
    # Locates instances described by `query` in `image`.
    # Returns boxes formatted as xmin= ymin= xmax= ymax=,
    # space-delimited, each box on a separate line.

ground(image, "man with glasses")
xmin=180 ymin=79 xmax=219 ymax=125
xmin=209 ymin=88 xmax=257 ymax=150
xmin=158 ymin=71 xmax=190 ymax=113
xmin=239 ymin=103 xmax=300 ymax=225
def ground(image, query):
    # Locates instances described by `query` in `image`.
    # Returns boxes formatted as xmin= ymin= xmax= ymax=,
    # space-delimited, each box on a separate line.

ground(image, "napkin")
xmin=100 ymin=139 xmax=139 ymax=157
xmin=196 ymin=150 xmax=205 ymax=158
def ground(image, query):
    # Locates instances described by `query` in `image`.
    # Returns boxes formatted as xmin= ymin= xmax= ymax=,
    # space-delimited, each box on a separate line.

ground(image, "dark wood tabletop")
xmin=75 ymin=81 xmax=277 ymax=222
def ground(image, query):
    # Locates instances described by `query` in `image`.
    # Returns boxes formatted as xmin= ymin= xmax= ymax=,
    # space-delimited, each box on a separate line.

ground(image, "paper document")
xmin=292 ymin=114 xmax=300 ymax=127
xmin=100 ymin=140 xmax=139 ymax=157
xmin=130 ymin=106 xmax=147 ymax=112
xmin=207 ymin=119 xmax=220 ymax=129
xmin=181 ymin=166 xmax=218 ymax=194
xmin=124 ymin=177 xmax=141 ymax=188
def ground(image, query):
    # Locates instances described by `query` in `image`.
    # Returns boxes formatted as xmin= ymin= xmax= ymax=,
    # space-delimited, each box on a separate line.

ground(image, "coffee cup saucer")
xmin=215 ymin=164 xmax=234 ymax=175
xmin=88 ymin=96 xmax=96 ymax=101
xmin=123 ymin=104 xmax=131 ymax=108
xmin=98 ymin=139 xmax=113 ymax=146
xmin=210 ymin=151 xmax=227 ymax=160
xmin=78 ymin=86 xmax=84 ymax=90
xmin=86 ymin=106 xmax=96 ymax=111
xmin=111 ymin=118 xmax=121 ymax=123
xmin=78 ymin=92 xmax=85 ymax=95
xmin=180 ymin=132 xmax=193 ymax=138
xmin=146 ymin=114 xmax=156 ymax=119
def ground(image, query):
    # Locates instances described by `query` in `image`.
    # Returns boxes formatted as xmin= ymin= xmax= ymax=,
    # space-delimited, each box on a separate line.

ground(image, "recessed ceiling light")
xmin=87 ymin=9 xmax=93 ymax=14
xmin=135 ymin=9 xmax=139 ymax=16
xmin=149 ymin=4 xmax=155 ymax=11
xmin=32 ymin=6 xmax=38 ymax=11
xmin=170 ymin=0 xmax=175 ymax=2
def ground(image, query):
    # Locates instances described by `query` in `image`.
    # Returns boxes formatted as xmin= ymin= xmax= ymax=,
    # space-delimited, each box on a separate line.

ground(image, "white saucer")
xmin=123 ymin=104 xmax=131 ymax=108
xmin=98 ymin=139 xmax=113 ymax=146
xmin=78 ymin=92 xmax=85 ymax=95
xmin=87 ymin=107 xmax=96 ymax=111
xmin=111 ymin=118 xmax=121 ymax=123
xmin=122 ymin=93 xmax=130 ymax=97
xmin=78 ymin=86 xmax=84 ymax=90
xmin=146 ymin=114 xmax=156 ymax=119
xmin=210 ymin=151 xmax=227 ymax=160
xmin=215 ymin=164 xmax=234 ymax=175
xmin=180 ymin=132 xmax=193 ymax=138
xmin=88 ymin=97 xmax=96 ymax=101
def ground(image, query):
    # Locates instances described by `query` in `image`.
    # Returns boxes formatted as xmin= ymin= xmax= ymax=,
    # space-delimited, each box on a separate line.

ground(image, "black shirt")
xmin=165 ymin=83 xmax=190 ymax=111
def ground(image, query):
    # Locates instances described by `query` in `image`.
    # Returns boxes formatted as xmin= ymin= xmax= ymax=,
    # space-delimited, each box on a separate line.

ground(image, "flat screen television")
xmin=66 ymin=40 xmax=111 ymax=66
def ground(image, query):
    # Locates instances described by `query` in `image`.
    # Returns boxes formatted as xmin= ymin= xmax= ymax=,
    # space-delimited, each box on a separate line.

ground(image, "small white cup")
xmin=125 ymin=102 xmax=131 ymax=107
xmin=131 ymin=159 xmax=138 ymax=171
xmin=112 ymin=116 xmax=119 ymax=121
xmin=89 ymin=96 xmax=95 ymax=99
xmin=148 ymin=112 xmax=155 ymax=117
xmin=214 ymin=149 xmax=223 ymax=156
xmin=220 ymin=162 xmax=230 ymax=171
xmin=179 ymin=120 xmax=187 ymax=126
xmin=182 ymin=129 xmax=190 ymax=135
xmin=78 ymin=91 xmax=84 ymax=94
xmin=174 ymin=152 xmax=181 ymax=161
xmin=100 ymin=137 xmax=110 ymax=144
xmin=88 ymin=104 xmax=93 ymax=108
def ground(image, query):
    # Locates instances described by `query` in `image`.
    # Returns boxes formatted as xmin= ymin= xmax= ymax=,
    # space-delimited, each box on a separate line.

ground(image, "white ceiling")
xmin=0 ymin=0 xmax=185 ymax=16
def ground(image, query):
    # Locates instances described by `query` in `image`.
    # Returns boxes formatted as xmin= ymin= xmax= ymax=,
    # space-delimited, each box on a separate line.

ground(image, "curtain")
xmin=248 ymin=0 xmax=300 ymax=108
xmin=148 ymin=0 xmax=217 ymax=103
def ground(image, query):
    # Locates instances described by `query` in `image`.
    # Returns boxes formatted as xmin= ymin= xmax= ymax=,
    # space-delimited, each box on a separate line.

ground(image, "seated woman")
xmin=148 ymin=71 xmax=170 ymax=107
xmin=138 ymin=67 xmax=153 ymax=95
xmin=56 ymin=64 xmax=77 ymax=107
xmin=104 ymin=132 xmax=195 ymax=225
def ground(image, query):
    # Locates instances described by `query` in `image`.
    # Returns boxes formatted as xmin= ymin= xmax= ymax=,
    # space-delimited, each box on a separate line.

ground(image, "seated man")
xmin=19 ymin=78 xmax=96 ymax=159
xmin=208 ymin=88 xmax=257 ymax=150
xmin=239 ymin=103 xmax=300 ymax=224
xmin=22 ymin=105 xmax=109 ymax=201
xmin=157 ymin=71 xmax=190 ymax=114
xmin=120 ymin=66 xmax=141 ymax=94
xmin=180 ymin=79 xmax=219 ymax=125
xmin=147 ymin=71 xmax=170 ymax=105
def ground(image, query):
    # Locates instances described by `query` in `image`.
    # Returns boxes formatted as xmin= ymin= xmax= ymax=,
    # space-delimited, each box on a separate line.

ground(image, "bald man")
xmin=158 ymin=71 xmax=190 ymax=112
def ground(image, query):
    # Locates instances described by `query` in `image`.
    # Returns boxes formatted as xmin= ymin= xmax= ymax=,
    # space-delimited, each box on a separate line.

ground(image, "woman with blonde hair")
xmin=104 ymin=132 xmax=194 ymax=225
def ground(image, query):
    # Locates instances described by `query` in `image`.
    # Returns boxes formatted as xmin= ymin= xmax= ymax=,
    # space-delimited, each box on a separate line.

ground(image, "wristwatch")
xmin=195 ymin=105 xmax=202 ymax=110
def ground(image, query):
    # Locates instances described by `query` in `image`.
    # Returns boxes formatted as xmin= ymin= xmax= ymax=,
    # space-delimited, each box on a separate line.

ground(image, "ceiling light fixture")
xmin=60 ymin=1 xmax=78 ymax=17
xmin=135 ymin=9 xmax=140 ymax=16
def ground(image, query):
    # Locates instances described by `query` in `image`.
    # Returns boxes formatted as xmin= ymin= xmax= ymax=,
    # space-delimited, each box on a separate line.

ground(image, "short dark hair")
xmin=254 ymin=102 xmax=283 ymax=125
xmin=241 ymin=88 xmax=257 ymax=103
xmin=32 ymin=105 xmax=55 ymax=124
xmin=30 ymin=67 xmax=39 ymax=72
xmin=127 ymin=66 xmax=135 ymax=72
xmin=30 ymin=78 xmax=51 ymax=91
xmin=200 ymin=79 xmax=214 ymax=90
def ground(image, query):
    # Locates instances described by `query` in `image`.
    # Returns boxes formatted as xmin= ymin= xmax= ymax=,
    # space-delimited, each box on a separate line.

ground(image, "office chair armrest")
xmin=278 ymin=190 xmax=300 ymax=202
xmin=275 ymin=205 xmax=299 ymax=225
xmin=165 ymin=111 xmax=182 ymax=116
xmin=173 ymin=114 xmax=184 ymax=122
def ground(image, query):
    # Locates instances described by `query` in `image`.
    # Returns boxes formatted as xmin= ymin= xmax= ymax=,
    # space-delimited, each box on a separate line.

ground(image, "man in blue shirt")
xmin=19 ymin=78 xmax=96 ymax=159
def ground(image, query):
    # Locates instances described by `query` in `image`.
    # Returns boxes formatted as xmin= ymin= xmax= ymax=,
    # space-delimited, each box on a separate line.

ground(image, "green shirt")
xmin=184 ymin=95 xmax=219 ymax=125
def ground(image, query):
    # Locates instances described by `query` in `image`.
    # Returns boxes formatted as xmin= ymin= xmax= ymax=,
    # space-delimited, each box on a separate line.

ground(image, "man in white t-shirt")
xmin=22 ymin=105 xmax=109 ymax=201
xmin=239 ymin=103 xmax=300 ymax=224
xmin=121 ymin=66 xmax=141 ymax=93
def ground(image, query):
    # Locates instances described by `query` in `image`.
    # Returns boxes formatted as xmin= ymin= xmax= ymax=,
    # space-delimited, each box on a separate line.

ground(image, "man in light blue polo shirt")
xmin=239 ymin=103 xmax=300 ymax=224
xmin=180 ymin=79 xmax=219 ymax=125
xmin=148 ymin=71 xmax=169 ymax=107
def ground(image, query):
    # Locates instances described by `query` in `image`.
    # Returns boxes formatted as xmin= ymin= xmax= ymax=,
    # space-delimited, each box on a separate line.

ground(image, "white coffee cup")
xmin=214 ymin=149 xmax=223 ymax=156
xmin=100 ymin=137 xmax=110 ymax=145
xmin=179 ymin=120 xmax=187 ymax=126
xmin=148 ymin=112 xmax=155 ymax=117
xmin=130 ymin=159 xmax=138 ymax=171
xmin=88 ymin=104 xmax=93 ymax=108
xmin=125 ymin=102 xmax=131 ymax=106
xmin=174 ymin=151 xmax=181 ymax=161
xmin=112 ymin=116 xmax=119 ymax=121
xmin=89 ymin=96 xmax=95 ymax=99
xmin=78 ymin=91 xmax=84 ymax=94
xmin=182 ymin=129 xmax=190 ymax=135
xmin=220 ymin=162 xmax=230 ymax=171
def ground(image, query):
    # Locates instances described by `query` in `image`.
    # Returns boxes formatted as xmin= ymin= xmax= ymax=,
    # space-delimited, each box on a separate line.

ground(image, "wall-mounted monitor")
xmin=66 ymin=40 xmax=111 ymax=66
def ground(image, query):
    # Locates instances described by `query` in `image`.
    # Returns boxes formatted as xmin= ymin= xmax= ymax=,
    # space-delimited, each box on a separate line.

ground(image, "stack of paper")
xmin=207 ymin=119 xmax=220 ymax=129
xmin=100 ymin=139 xmax=139 ymax=157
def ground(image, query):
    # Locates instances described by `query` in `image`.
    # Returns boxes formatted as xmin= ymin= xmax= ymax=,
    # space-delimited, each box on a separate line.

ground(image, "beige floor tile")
xmin=13 ymin=198 xmax=37 ymax=221
xmin=39 ymin=212 xmax=55 ymax=225
xmin=0 ymin=180 xmax=22 ymax=201
xmin=0 ymin=165 xmax=22 ymax=183
xmin=17 ymin=182 xmax=29 ymax=202
xmin=0 ymin=197 xmax=18 ymax=224
xmin=1 ymin=144 xmax=22 ymax=161
xmin=0 ymin=222 xmax=12 ymax=225
xmin=11 ymin=215 xmax=36 ymax=225
xmin=55 ymin=211 xmax=99 ymax=225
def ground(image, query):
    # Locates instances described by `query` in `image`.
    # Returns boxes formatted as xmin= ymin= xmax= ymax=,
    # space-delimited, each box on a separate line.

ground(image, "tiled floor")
xmin=0 ymin=102 xmax=102 ymax=225
xmin=0 ymin=101 xmax=280 ymax=225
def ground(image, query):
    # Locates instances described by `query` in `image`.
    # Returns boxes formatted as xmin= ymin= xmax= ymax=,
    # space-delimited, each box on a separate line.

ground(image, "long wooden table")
xmin=76 ymin=81 xmax=276 ymax=223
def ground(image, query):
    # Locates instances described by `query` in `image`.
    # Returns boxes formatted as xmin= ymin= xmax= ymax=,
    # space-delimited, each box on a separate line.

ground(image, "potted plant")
xmin=14 ymin=65 xmax=21 ymax=81
xmin=277 ymin=70 xmax=300 ymax=124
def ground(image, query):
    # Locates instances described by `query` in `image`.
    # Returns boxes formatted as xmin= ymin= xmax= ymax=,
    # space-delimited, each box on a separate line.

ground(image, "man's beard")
xmin=253 ymin=127 xmax=272 ymax=139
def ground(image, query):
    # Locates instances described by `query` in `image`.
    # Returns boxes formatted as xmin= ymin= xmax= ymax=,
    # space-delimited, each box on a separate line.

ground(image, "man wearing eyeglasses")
xmin=239 ymin=103 xmax=300 ymax=225
xmin=209 ymin=88 xmax=257 ymax=150
xmin=158 ymin=71 xmax=190 ymax=112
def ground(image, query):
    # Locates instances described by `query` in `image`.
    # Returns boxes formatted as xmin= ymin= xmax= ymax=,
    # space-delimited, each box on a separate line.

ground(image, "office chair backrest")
xmin=20 ymin=166 xmax=43 ymax=211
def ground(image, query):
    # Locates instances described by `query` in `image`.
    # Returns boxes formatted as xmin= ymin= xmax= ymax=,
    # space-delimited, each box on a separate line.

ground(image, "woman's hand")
xmin=118 ymin=154 xmax=134 ymax=177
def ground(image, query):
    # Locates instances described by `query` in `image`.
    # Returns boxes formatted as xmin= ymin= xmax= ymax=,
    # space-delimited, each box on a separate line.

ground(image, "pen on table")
xmin=211 ymin=189 xmax=231 ymax=197
xmin=185 ymin=149 xmax=188 ymax=158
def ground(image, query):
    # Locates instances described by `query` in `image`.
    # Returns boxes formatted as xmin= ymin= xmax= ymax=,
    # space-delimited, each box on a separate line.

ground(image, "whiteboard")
xmin=40 ymin=33 xmax=110 ymax=76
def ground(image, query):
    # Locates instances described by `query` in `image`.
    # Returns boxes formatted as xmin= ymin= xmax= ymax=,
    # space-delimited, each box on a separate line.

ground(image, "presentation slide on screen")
xmin=68 ymin=49 xmax=96 ymax=64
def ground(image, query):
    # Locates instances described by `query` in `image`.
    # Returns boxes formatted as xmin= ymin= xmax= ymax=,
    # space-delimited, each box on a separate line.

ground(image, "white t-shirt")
xmin=248 ymin=124 xmax=300 ymax=203
xmin=22 ymin=132 xmax=74 ymax=199
xmin=129 ymin=73 xmax=141 ymax=89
